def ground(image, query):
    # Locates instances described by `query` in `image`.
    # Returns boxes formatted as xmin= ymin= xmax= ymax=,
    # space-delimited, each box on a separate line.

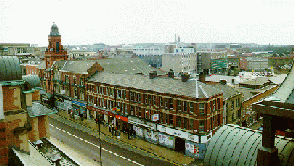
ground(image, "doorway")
xmin=175 ymin=137 xmax=185 ymax=154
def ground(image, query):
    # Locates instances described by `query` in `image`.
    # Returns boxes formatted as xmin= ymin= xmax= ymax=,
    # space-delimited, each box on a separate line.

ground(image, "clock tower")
xmin=45 ymin=22 xmax=68 ymax=69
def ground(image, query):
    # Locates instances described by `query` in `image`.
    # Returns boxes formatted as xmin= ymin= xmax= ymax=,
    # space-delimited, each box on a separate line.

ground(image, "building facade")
xmin=162 ymin=53 xmax=197 ymax=74
xmin=86 ymin=72 xmax=223 ymax=159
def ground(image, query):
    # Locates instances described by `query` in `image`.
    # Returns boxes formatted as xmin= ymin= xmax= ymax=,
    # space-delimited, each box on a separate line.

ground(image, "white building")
xmin=162 ymin=52 xmax=197 ymax=74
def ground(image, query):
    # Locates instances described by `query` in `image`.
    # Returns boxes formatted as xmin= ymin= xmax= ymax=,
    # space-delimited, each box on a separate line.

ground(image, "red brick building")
xmin=86 ymin=72 xmax=223 ymax=159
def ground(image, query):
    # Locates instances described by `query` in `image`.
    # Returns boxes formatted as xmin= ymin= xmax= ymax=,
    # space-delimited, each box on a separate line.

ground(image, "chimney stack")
xmin=220 ymin=79 xmax=227 ymax=85
xmin=181 ymin=73 xmax=190 ymax=82
xmin=149 ymin=71 xmax=157 ymax=79
xmin=168 ymin=69 xmax=174 ymax=78
xmin=199 ymin=72 xmax=205 ymax=83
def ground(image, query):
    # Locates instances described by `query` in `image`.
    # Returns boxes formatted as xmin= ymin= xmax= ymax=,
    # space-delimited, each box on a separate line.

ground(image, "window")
xmin=199 ymin=120 xmax=205 ymax=132
xmin=74 ymin=88 xmax=78 ymax=98
xmin=80 ymin=78 xmax=84 ymax=86
xmin=80 ymin=89 xmax=84 ymax=100
xmin=159 ymin=97 xmax=163 ymax=107
xmin=231 ymin=100 xmax=234 ymax=110
xmin=177 ymin=116 xmax=182 ymax=128
xmin=189 ymin=119 xmax=194 ymax=131
xmin=145 ymin=109 xmax=150 ymax=119
xmin=177 ymin=100 xmax=182 ymax=111
xmin=169 ymin=98 xmax=173 ymax=109
xmin=73 ymin=76 xmax=77 ymax=85
xmin=148 ymin=95 xmax=152 ymax=105
xmin=56 ymin=42 xmax=60 ymax=52
xmin=137 ymin=93 xmax=141 ymax=103
xmin=189 ymin=102 xmax=194 ymax=113
xmin=109 ymin=88 xmax=114 ymax=97
xmin=153 ymin=95 xmax=156 ymax=106
xmin=213 ymin=100 xmax=216 ymax=111
xmin=65 ymin=75 xmax=69 ymax=83
xmin=183 ymin=101 xmax=188 ymax=112
xmin=199 ymin=103 xmax=205 ymax=114
xmin=183 ymin=118 xmax=188 ymax=129
xmin=117 ymin=90 xmax=121 ymax=98
xmin=130 ymin=91 xmax=134 ymax=101
xmin=169 ymin=114 xmax=173 ymax=126
xmin=130 ymin=106 xmax=134 ymax=115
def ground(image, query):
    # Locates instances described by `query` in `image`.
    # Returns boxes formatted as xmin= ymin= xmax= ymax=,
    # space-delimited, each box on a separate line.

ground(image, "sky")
xmin=1 ymin=0 xmax=294 ymax=46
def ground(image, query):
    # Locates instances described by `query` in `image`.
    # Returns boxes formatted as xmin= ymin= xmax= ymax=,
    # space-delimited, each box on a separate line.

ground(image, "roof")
xmin=88 ymin=72 xmax=222 ymax=98
xmin=27 ymin=102 xmax=57 ymax=117
xmin=205 ymin=75 xmax=240 ymax=85
xmin=36 ymin=61 xmax=46 ymax=69
xmin=22 ymin=75 xmax=41 ymax=90
xmin=51 ymin=58 xmax=164 ymax=75
xmin=49 ymin=22 xmax=60 ymax=36
xmin=204 ymin=124 xmax=294 ymax=166
xmin=212 ymin=84 xmax=240 ymax=100
xmin=0 ymin=56 xmax=22 ymax=82
xmin=239 ymin=77 xmax=271 ymax=86
xmin=265 ymin=63 xmax=294 ymax=104
xmin=234 ymin=87 xmax=253 ymax=101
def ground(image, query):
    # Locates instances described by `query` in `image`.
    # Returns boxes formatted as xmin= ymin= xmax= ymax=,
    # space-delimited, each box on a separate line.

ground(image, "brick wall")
xmin=2 ymin=87 xmax=21 ymax=111
xmin=0 ymin=121 xmax=8 ymax=166
xmin=28 ymin=118 xmax=39 ymax=142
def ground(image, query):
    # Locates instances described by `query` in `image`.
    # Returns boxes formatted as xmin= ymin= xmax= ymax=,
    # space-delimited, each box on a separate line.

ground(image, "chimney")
xmin=220 ymin=79 xmax=227 ymax=85
xmin=232 ymin=79 xmax=235 ymax=84
xmin=149 ymin=71 xmax=157 ymax=79
xmin=181 ymin=73 xmax=190 ymax=82
xmin=168 ymin=69 xmax=174 ymax=78
xmin=199 ymin=72 xmax=205 ymax=83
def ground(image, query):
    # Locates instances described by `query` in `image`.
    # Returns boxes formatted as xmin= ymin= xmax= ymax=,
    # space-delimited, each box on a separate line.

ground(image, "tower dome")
xmin=49 ymin=22 xmax=60 ymax=36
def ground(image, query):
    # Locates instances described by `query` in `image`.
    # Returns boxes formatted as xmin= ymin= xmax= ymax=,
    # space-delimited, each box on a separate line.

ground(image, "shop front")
xmin=72 ymin=100 xmax=87 ymax=118
xmin=115 ymin=114 xmax=128 ymax=132
xmin=128 ymin=116 xmax=157 ymax=141
xmin=157 ymin=124 xmax=209 ymax=159
xmin=54 ymin=94 xmax=72 ymax=112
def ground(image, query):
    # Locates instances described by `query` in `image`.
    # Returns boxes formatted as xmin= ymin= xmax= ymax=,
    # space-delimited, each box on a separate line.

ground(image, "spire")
xmin=175 ymin=34 xmax=177 ymax=43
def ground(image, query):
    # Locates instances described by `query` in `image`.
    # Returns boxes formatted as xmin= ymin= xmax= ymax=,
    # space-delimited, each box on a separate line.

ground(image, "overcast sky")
xmin=1 ymin=0 xmax=294 ymax=46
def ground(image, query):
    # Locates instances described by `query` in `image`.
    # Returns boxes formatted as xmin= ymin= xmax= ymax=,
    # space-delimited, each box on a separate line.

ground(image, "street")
xmin=49 ymin=117 xmax=175 ymax=166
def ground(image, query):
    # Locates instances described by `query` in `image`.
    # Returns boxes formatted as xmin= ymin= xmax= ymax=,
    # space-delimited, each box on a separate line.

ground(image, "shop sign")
xmin=72 ymin=100 xmax=86 ymax=107
xmin=166 ymin=127 xmax=189 ymax=139
xmin=157 ymin=125 xmax=166 ymax=132
xmin=115 ymin=114 xmax=128 ymax=122
xmin=152 ymin=114 xmax=159 ymax=121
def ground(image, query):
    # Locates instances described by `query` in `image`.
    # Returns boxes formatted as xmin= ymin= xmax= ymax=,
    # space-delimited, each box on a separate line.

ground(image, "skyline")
xmin=1 ymin=0 xmax=294 ymax=46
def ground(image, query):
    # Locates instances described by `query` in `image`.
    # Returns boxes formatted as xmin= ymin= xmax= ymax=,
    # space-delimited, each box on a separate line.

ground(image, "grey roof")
xmin=204 ymin=124 xmax=294 ymax=166
xmin=27 ymin=102 xmax=57 ymax=117
xmin=36 ymin=61 xmax=46 ymax=69
xmin=240 ymin=77 xmax=271 ymax=86
xmin=0 ymin=56 xmax=22 ymax=82
xmin=234 ymin=87 xmax=253 ymax=101
xmin=89 ymin=72 xmax=222 ymax=98
xmin=205 ymin=75 xmax=240 ymax=85
xmin=49 ymin=23 xmax=60 ymax=36
xmin=54 ymin=58 xmax=164 ymax=75
xmin=265 ymin=63 xmax=294 ymax=104
xmin=212 ymin=84 xmax=240 ymax=100
xmin=22 ymin=75 xmax=41 ymax=90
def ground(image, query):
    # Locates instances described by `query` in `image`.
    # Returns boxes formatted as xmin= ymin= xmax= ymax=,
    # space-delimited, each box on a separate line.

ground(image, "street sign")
xmin=152 ymin=114 xmax=159 ymax=121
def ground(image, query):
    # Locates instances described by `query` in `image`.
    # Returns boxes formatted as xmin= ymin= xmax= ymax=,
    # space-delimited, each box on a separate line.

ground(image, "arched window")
xmin=56 ymin=42 xmax=60 ymax=52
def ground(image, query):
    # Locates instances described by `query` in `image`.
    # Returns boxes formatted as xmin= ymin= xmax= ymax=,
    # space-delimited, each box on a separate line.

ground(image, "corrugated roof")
xmin=88 ymin=72 xmax=222 ymax=98
xmin=265 ymin=63 xmax=294 ymax=104
xmin=22 ymin=75 xmax=41 ymax=90
xmin=0 ymin=56 xmax=22 ymax=82
xmin=204 ymin=124 xmax=294 ymax=166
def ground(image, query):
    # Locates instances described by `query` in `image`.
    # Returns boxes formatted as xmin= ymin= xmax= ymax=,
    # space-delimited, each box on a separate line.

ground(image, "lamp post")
xmin=94 ymin=104 xmax=102 ymax=166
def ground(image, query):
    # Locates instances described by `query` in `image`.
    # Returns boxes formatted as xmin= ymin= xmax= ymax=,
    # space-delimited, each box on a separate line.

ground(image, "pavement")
xmin=49 ymin=111 xmax=203 ymax=166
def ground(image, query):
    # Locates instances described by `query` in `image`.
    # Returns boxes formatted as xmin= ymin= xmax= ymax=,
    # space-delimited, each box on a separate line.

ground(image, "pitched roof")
xmin=88 ymin=72 xmax=222 ymax=98
xmin=36 ymin=61 xmax=46 ymax=69
xmin=204 ymin=124 xmax=294 ymax=166
xmin=212 ymin=84 xmax=241 ymax=100
xmin=0 ymin=56 xmax=22 ymax=82
xmin=27 ymin=102 xmax=57 ymax=117
xmin=43 ymin=58 xmax=164 ymax=75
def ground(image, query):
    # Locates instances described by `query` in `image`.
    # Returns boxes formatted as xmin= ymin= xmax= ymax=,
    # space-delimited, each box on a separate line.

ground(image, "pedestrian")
xmin=133 ymin=130 xmax=136 ymax=138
